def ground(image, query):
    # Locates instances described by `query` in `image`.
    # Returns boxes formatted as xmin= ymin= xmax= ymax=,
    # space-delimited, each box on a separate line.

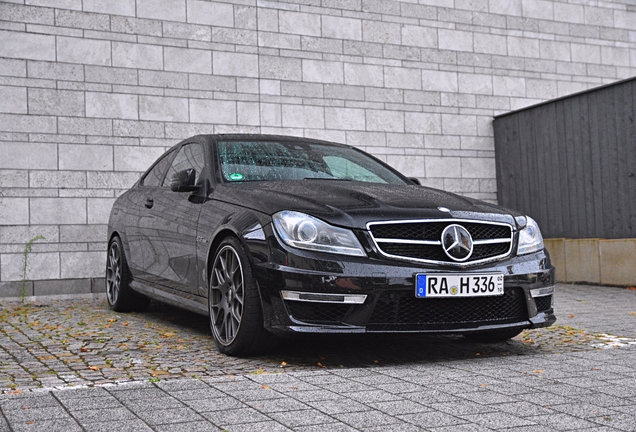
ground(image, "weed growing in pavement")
xmin=20 ymin=235 xmax=45 ymax=302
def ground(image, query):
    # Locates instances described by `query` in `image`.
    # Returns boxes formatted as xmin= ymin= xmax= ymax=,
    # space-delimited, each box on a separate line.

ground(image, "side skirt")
xmin=130 ymin=280 xmax=208 ymax=316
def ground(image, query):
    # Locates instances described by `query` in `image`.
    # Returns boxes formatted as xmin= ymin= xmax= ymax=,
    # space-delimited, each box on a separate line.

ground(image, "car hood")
xmin=214 ymin=180 xmax=519 ymax=229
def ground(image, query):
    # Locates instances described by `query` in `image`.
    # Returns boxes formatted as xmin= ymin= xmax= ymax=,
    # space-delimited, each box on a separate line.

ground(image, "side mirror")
xmin=170 ymin=168 xmax=199 ymax=192
xmin=408 ymin=177 xmax=421 ymax=186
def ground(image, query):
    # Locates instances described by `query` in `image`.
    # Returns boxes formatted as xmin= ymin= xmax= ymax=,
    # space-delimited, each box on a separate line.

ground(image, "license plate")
xmin=415 ymin=273 xmax=504 ymax=298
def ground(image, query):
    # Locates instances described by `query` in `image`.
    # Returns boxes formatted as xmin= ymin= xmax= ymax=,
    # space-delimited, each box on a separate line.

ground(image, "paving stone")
xmin=1 ymin=284 xmax=635 ymax=431
xmin=588 ymin=413 xmax=636 ymax=431
xmin=3 ymin=406 xmax=70 ymax=423
xmin=398 ymin=410 xmax=469 ymax=427
xmin=366 ymin=400 xmax=431 ymax=415
xmin=200 ymin=407 xmax=270 ymax=425
xmin=246 ymin=397 xmax=309 ymax=413
xmin=0 ymin=395 xmax=60 ymax=410
xmin=152 ymin=422 xmax=221 ymax=432
xmin=527 ymin=413 xmax=600 ymax=430
xmin=8 ymin=418 xmax=83 ymax=432
xmin=304 ymin=398 xmax=368 ymax=415
xmin=133 ymin=407 xmax=205 ymax=426
xmin=181 ymin=397 xmax=246 ymax=412
xmin=267 ymin=409 xmax=335 ymax=427
xmin=333 ymin=410 xmax=401 ymax=428
xmin=61 ymin=396 xmax=123 ymax=411
xmin=294 ymin=423 xmax=358 ymax=432
xmin=81 ymin=419 xmax=154 ymax=432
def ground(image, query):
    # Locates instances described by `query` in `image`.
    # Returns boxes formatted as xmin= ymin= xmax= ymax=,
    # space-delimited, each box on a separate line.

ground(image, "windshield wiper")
xmin=303 ymin=177 xmax=353 ymax=181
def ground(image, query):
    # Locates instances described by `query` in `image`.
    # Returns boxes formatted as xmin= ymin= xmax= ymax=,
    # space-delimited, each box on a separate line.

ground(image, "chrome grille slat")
xmin=367 ymin=219 xmax=514 ymax=267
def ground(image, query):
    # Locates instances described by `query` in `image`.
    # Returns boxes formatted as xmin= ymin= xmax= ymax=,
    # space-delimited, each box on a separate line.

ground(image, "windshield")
xmin=217 ymin=140 xmax=408 ymax=185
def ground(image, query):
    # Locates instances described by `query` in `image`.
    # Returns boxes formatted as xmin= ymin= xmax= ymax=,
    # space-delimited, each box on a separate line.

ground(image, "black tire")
xmin=105 ymin=236 xmax=150 ymax=313
xmin=208 ymin=237 xmax=274 ymax=356
xmin=463 ymin=328 xmax=523 ymax=343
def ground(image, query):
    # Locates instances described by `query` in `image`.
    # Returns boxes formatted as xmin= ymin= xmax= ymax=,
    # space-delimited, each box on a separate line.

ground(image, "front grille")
xmin=368 ymin=287 xmax=527 ymax=330
xmin=535 ymin=295 xmax=552 ymax=312
xmin=285 ymin=301 xmax=352 ymax=324
xmin=368 ymin=219 xmax=513 ymax=265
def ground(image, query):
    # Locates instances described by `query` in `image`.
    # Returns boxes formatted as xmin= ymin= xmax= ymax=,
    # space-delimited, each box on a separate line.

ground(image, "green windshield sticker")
xmin=229 ymin=173 xmax=244 ymax=181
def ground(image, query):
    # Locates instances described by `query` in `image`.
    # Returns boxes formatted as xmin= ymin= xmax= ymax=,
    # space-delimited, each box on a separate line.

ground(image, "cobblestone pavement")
xmin=1 ymin=283 xmax=635 ymax=431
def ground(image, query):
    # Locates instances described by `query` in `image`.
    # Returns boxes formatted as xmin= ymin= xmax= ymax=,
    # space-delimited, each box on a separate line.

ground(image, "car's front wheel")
xmin=208 ymin=237 xmax=273 ymax=356
xmin=106 ymin=236 xmax=150 ymax=312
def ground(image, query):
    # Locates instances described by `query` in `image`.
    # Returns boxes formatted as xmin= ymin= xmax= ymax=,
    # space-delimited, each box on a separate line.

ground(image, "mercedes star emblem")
xmin=441 ymin=224 xmax=473 ymax=261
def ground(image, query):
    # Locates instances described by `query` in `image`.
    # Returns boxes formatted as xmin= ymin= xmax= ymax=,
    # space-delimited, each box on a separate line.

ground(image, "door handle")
xmin=144 ymin=197 xmax=154 ymax=209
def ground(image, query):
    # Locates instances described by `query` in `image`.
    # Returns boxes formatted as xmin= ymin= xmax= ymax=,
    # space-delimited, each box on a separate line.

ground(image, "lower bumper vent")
xmin=368 ymin=287 xmax=528 ymax=330
xmin=535 ymin=295 xmax=552 ymax=312
xmin=285 ymin=301 xmax=352 ymax=324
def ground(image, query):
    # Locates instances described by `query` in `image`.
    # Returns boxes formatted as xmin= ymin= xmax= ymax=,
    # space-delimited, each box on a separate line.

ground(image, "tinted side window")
xmin=141 ymin=150 xmax=176 ymax=187
xmin=163 ymin=143 xmax=206 ymax=187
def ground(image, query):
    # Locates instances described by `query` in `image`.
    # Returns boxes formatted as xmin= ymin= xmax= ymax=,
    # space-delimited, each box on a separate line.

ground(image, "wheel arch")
xmin=206 ymin=229 xmax=240 ymax=282
xmin=107 ymin=229 xmax=133 ymax=264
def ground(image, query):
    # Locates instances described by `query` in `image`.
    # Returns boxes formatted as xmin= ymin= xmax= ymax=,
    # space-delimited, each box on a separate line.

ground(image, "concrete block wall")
xmin=1 ymin=0 xmax=635 ymax=293
xmin=545 ymin=238 xmax=636 ymax=286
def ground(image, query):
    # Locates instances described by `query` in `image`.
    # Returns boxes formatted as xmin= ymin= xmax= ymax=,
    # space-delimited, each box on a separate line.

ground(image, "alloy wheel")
xmin=106 ymin=241 xmax=121 ymax=305
xmin=209 ymin=245 xmax=245 ymax=345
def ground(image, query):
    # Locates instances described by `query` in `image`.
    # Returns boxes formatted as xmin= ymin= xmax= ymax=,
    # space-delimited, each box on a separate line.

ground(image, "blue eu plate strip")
xmin=416 ymin=274 xmax=426 ymax=298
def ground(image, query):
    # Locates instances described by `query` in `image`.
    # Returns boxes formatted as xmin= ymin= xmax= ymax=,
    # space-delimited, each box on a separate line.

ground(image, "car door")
xmin=124 ymin=148 xmax=177 ymax=279
xmin=143 ymin=141 xmax=208 ymax=295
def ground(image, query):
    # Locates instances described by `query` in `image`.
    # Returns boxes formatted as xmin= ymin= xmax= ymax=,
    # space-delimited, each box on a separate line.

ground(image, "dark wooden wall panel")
xmin=494 ymin=77 xmax=636 ymax=239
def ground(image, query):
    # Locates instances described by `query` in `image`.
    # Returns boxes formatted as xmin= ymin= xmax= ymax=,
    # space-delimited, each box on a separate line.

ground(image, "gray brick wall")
xmin=0 ymin=0 xmax=635 ymax=293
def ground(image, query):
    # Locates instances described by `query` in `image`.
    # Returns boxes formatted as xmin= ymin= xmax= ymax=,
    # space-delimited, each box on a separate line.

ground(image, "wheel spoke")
xmin=209 ymin=244 xmax=245 ymax=346
xmin=106 ymin=242 xmax=122 ymax=305
xmin=224 ymin=252 xmax=234 ymax=281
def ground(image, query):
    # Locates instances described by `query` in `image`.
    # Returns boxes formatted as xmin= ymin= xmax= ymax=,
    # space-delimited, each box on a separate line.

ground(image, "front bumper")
xmin=252 ymin=235 xmax=556 ymax=335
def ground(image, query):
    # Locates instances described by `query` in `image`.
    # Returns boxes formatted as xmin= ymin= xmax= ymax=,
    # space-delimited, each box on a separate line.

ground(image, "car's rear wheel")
xmin=208 ymin=237 xmax=273 ymax=356
xmin=463 ymin=328 xmax=523 ymax=343
xmin=106 ymin=236 xmax=150 ymax=312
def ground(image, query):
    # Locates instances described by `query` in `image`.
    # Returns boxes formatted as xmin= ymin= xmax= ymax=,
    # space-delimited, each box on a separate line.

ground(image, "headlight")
xmin=272 ymin=211 xmax=366 ymax=257
xmin=517 ymin=216 xmax=544 ymax=255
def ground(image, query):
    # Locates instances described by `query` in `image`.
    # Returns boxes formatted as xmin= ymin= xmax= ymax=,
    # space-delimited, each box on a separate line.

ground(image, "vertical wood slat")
xmin=493 ymin=77 xmax=636 ymax=240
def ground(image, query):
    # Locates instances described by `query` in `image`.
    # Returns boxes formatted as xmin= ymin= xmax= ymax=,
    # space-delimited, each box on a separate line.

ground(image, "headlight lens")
xmin=272 ymin=211 xmax=366 ymax=257
xmin=517 ymin=216 xmax=544 ymax=255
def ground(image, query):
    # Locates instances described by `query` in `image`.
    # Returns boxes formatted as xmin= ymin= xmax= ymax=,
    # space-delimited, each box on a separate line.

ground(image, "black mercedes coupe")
xmin=106 ymin=134 xmax=556 ymax=355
